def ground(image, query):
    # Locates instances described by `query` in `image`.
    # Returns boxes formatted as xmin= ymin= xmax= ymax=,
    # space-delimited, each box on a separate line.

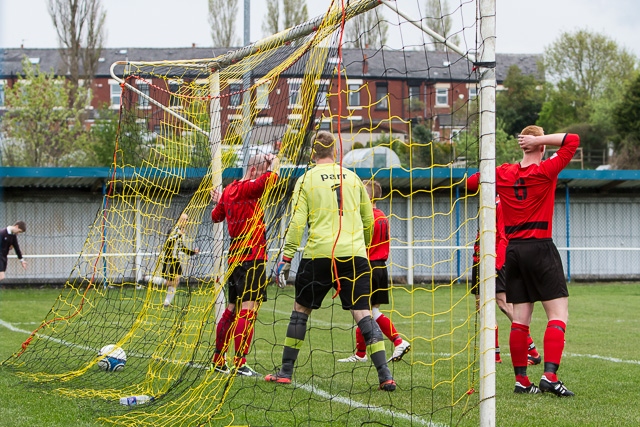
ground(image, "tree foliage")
xmin=423 ymin=0 xmax=460 ymax=50
xmin=282 ymin=0 xmax=308 ymax=30
xmin=1 ymin=58 xmax=91 ymax=166
xmin=611 ymin=73 xmax=640 ymax=169
xmin=540 ymin=30 xmax=638 ymax=164
xmin=208 ymin=0 xmax=239 ymax=47
xmin=48 ymin=0 xmax=106 ymax=109
xmin=345 ymin=9 xmax=388 ymax=49
xmin=262 ymin=0 xmax=280 ymax=36
xmin=541 ymin=29 xmax=637 ymax=131
xmin=545 ymin=29 xmax=636 ymax=100
xmin=496 ymin=65 xmax=545 ymax=137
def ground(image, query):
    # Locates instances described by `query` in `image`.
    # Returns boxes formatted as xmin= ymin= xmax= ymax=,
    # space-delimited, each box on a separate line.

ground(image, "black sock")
xmin=281 ymin=311 xmax=308 ymax=377
xmin=357 ymin=316 xmax=392 ymax=383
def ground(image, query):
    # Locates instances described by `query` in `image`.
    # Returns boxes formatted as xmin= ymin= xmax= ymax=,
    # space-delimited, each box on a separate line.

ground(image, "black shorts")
xmin=0 ymin=257 xmax=7 ymax=273
xmin=228 ymin=260 xmax=267 ymax=304
xmin=294 ymin=257 xmax=371 ymax=311
xmin=161 ymin=257 xmax=182 ymax=280
xmin=370 ymin=260 xmax=390 ymax=306
xmin=505 ymin=239 xmax=568 ymax=304
xmin=470 ymin=263 xmax=506 ymax=295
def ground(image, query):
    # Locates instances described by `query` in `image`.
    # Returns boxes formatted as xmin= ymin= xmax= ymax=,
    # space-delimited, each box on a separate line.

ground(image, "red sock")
xmin=495 ymin=324 xmax=500 ymax=350
xmin=375 ymin=314 xmax=400 ymax=345
xmin=355 ymin=327 xmax=367 ymax=357
xmin=216 ymin=309 xmax=235 ymax=353
xmin=234 ymin=309 xmax=257 ymax=364
xmin=515 ymin=374 xmax=532 ymax=387
xmin=510 ymin=322 xmax=529 ymax=369
xmin=543 ymin=320 xmax=566 ymax=381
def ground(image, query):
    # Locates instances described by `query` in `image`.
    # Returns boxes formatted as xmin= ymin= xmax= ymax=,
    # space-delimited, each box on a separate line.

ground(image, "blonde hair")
xmin=312 ymin=131 xmax=336 ymax=160
xmin=363 ymin=179 xmax=382 ymax=200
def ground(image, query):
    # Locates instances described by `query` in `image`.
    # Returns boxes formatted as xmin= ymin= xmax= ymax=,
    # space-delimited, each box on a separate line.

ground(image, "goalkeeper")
xmin=338 ymin=180 xmax=410 ymax=364
xmin=210 ymin=153 xmax=279 ymax=377
xmin=265 ymin=131 xmax=396 ymax=391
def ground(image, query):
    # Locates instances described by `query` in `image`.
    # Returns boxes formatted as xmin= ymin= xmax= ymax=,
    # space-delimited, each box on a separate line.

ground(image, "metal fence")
xmin=1 ymin=186 xmax=639 ymax=285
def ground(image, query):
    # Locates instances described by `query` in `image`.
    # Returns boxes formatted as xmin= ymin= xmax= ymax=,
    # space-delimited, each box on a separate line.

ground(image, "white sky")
xmin=0 ymin=0 xmax=639 ymax=57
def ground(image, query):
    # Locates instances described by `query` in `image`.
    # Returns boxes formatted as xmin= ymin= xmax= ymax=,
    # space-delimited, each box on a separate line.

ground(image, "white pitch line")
xmin=297 ymin=382 xmax=441 ymax=426
xmin=563 ymin=352 xmax=640 ymax=365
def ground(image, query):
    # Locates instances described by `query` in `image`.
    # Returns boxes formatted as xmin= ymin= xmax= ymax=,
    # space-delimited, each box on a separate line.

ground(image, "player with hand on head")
xmin=338 ymin=180 xmax=410 ymax=364
xmin=496 ymin=125 xmax=579 ymax=396
xmin=161 ymin=213 xmax=199 ymax=307
xmin=465 ymin=177 xmax=541 ymax=365
xmin=210 ymin=152 xmax=279 ymax=377
xmin=266 ymin=131 xmax=396 ymax=391
xmin=0 ymin=221 xmax=28 ymax=283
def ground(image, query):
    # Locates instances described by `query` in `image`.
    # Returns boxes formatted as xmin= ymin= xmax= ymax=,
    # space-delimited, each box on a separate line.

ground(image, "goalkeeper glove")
xmin=276 ymin=256 xmax=292 ymax=288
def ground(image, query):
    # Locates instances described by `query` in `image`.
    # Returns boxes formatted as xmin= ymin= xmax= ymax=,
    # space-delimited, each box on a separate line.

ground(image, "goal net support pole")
xmin=477 ymin=0 xmax=497 ymax=426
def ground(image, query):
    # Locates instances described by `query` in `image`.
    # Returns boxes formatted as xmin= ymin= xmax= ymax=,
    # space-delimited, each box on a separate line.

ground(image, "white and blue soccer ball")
xmin=97 ymin=344 xmax=127 ymax=372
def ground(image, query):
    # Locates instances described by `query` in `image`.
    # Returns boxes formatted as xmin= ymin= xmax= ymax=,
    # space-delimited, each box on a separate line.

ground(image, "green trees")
xmin=496 ymin=65 xmax=545 ymax=137
xmin=538 ymin=29 xmax=638 ymax=166
xmin=1 ymin=59 xmax=91 ymax=166
xmin=611 ymin=73 xmax=640 ymax=169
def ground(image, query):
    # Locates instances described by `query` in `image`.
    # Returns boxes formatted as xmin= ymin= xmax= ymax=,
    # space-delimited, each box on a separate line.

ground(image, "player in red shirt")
xmin=210 ymin=153 xmax=278 ymax=377
xmin=466 ymin=176 xmax=541 ymax=365
xmin=338 ymin=180 xmax=411 ymax=364
xmin=496 ymin=125 xmax=579 ymax=396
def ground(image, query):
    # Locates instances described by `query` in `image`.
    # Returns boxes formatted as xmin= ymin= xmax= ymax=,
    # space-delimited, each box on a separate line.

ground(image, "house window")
xmin=229 ymin=83 xmax=242 ymax=108
xmin=468 ymin=86 xmax=478 ymax=99
xmin=348 ymin=83 xmax=360 ymax=107
xmin=408 ymin=84 xmax=421 ymax=111
xmin=137 ymin=81 xmax=150 ymax=108
xmin=0 ymin=80 xmax=6 ymax=107
xmin=409 ymin=85 xmax=420 ymax=102
xmin=375 ymin=83 xmax=388 ymax=109
xmin=109 ymin=79 xmax=121 ymax=108
xmin=256 ymin=82 xmax=269 ymax=109
xmin=436 ymin=87 xmax=448 ymax=106
xmin=288 ymin=81 xmax=301 ymax=107
xmin=168 ymin=80 xmax=181 ymax=108
xmin=316 ymin=81 xmax=328 ymax=109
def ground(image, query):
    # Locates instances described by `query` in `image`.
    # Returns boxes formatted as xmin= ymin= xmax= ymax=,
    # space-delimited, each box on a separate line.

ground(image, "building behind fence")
xmin=1 ymin=167 xmax=639 ymax=284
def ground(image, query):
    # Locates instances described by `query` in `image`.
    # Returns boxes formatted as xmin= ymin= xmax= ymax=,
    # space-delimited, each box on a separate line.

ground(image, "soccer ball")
xmin=97 ymin=344 xmax=127 ymax=372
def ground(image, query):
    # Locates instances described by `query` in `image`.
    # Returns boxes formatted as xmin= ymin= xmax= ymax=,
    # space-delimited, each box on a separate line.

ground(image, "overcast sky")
xmin=1 ymin=0 xmax=639 ymax=57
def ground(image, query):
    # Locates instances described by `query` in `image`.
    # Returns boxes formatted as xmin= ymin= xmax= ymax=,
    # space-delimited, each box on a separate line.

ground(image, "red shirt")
xmin=467 ymin=173 xmax=507 ymax=269
xmin=368 ymin=207 xmax=390 ymax=262
xmin=211 ymin=171 xmax=276 ymax=263
xmin=496 ymin=134 xmax=579 ymax=240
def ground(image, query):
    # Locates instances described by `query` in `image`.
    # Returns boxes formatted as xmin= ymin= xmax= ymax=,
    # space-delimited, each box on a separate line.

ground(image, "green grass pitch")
xmin=1 ymin=283 xmax=639 ymax=426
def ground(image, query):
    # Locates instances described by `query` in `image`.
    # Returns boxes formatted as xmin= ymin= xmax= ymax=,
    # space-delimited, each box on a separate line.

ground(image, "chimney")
xmin=362 ymin=54 xmax=368 ymax=74
xmin=192 ymin=42 xmax=196 ymax=48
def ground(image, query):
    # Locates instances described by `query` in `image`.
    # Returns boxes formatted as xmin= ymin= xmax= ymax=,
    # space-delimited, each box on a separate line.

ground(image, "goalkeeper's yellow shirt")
xmin=283 ymin=163 xmax=373 ymax=260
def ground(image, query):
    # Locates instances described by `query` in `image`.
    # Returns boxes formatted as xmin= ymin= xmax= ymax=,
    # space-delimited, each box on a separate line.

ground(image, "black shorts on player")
xmin=370 ymin=260 xmax=390 ymax=306
xmin=505 ymin=238 xmax=568 ymax=304
xmin=228 ymin=260 xmax=267 ymax=304
xmin=294 ymin=257 xmax=371 ymax=310
xmin=471 ymin=263 xmax=506 ymax=295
